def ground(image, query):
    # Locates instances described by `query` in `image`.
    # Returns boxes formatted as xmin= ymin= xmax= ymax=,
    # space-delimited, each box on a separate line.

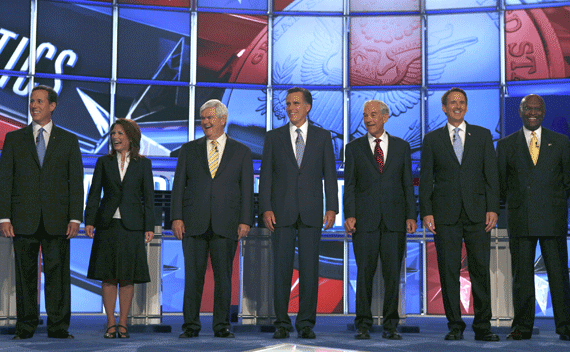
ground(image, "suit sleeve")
xmin=171 ymin=144 xmax=188 ymax=221
xmin=402 ymin=141 xmax=417 ymax=220
xmin=342 ymin=143 xmax=356 ymax=219
xmin=323 ymin=131 xmax=339 ymax=213
xmin=68 ymin=135 xmax=84 ymax=222
xmin=483 ymin=130 xmax=500 ymax=213
xmin=143 ymin=157 xmax=155 ymax=232
xmin=419 ymin=134 xmax=434 ymax=219
xmin=239 ymin=147 xmax=254 ymax=226
xmin=0 ymin=133 xmax=15 ymax=219
xmin=84 ymin=157 xmax=103 ymax=226
xmin=258 ymin=133 xmax=273 ymax=213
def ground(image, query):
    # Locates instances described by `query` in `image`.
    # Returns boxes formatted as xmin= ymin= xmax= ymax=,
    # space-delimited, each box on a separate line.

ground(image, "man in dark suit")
xmin=0 ymin=85 xmax=84 ymax=340
xmin=344 ymin=100 xmax=417 ymax=340
xmin=419 ymin=87 xmax=500 ymax=341
xmin=259 ymin=87 xmax=338 ymax=339
xmin=497 ymin=94 xmax=570 ymax=341
xmin=171 ymin=99 xmax=253 ymax=339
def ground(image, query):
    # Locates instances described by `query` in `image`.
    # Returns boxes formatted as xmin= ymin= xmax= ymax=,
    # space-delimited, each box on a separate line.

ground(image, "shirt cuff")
xmin=70 ymin=220 xmax=81 ymax=224
xmin=0 ymin=219 xmax=10 ymax=223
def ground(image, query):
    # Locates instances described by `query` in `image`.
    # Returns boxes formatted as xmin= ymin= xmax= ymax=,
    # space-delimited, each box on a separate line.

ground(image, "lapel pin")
xmin=548 ymin=143 xmax=552 ymax=146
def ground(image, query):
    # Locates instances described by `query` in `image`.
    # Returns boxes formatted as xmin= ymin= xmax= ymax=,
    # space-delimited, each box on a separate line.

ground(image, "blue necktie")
xmin=453 ymin=127 xmax=463 ymax=164
xmin=295 ymin=128 xmax=305 ymax=168
xmin=36 ymin=127 xmax=46 ymax=167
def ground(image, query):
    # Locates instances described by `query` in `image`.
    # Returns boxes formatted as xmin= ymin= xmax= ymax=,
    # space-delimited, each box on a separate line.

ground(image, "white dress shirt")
xmin=113 ymin=152 xmax=131 ymax=219
xmin=207 ymin=133 xmax=228 ymax=160
xmin=523 ymin=125 xmax=542 ymax=147
xmin=447 ymin=120 xmax=466 ymax=148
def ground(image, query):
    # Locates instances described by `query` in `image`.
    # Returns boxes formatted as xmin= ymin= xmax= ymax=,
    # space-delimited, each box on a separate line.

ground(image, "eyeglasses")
xmin=522 ymin=106 xmax=544 ymax=113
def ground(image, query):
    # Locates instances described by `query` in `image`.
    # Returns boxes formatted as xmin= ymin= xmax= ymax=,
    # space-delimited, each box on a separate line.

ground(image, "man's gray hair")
xmin=364 ymin=99 xmax=389 ymax=115
xmin=200 ymin=99 xmax=228 ymax=118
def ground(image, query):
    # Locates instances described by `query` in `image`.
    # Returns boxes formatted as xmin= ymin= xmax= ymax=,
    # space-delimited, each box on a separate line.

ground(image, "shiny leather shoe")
xmin=382 ymin=330 xmax=402 ymax=340
xmin=506 ymin=329 xmax=531 ymax=340
xmin=214 ymin=328 xmax=235 ymax=338
xmin=47 ymin=330 xmax=74 ymax=339
xmin=12 ymin=331 xmax=33 ymax=340
xmin=297 ymin=326 xmax=316 ymax=339
xmin=444 ymin=328 xmax=464 ymax=340
xmin=104 ymin=325 xmax=117 ymax=339
xmin=273 ymin=327 xmax=290 ymax=339
xmin=475 ymin=331 xmax=500 ymax=341
xmin=117 ymin=325 xmax=129 ymax=338
xmin=355 ymin=328 xmax=370 ymax=340
xmin=178 ymin=328 xmax=199 ymax=338
xmin=560 ymin=333 xmax=570 ymax=341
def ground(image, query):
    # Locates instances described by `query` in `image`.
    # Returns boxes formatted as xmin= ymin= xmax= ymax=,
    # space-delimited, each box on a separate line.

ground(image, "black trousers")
xmin=510 ymin=235 xmax=570 ymax=335
xmin=353 ymin=225 xmax=406 ymax=331
xmin=273 ymin=217 xmax=321 ymax=331
xmin=12 ymin=217 xmax=71 ymax=335
xmin=433 ymin=208 xmax=491 ymax=333
xmin=181 ymin=226 xmax=237 ymax=333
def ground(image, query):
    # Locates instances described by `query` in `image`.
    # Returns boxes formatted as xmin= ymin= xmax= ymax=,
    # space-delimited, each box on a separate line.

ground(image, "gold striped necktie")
xmin=208 ymin=140 xmax=219 ymax=178
xmin=529 ymin=131 xmax=539 ymax=165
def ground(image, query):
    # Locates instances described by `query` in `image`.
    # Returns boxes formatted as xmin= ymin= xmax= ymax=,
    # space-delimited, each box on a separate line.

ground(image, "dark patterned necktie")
xmin=374 ymin=138 xmax=384 ymax=173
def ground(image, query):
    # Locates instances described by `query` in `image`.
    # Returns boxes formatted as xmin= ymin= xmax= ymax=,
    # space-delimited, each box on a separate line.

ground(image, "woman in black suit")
xmin=84 ymin=118 xmax=154 ymax=339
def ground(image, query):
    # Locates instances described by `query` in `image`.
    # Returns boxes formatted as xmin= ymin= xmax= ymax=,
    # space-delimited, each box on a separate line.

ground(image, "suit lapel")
xmin=279 ymin=125 xmax=298 ymax=168
xmin=462 ymin=123 xmax=473 ymax=163
xmin=108 ymin=154 xmax=122 ymax=184
xmin=43 ymin=125 xmax=61 ymax=167
xmin=197 ymin=137 xmax=210 ymax=175
xmin=383 ymin=133 xmax=395 ymax=172
xmin=438 ymin=125 xmax=458 ymax=164
xmin=215 ymin=136 xmax=236 ymax=177
xmin=25 ymin=125 xmax=41 ymax=167
xmin=122 ymin=156 xmax=136 ymax=184
xmin=358 ymin=135 xmax=378 ymax=172
xmin=536 ymin=128 xmax=552 ymax=168
xmin=516 ymin=129 xmax=534 ymax=168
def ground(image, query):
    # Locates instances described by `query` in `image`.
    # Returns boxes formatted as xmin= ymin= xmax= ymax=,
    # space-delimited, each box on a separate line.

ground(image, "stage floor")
xmin=1 ymin=315 xmax=568 ymax=352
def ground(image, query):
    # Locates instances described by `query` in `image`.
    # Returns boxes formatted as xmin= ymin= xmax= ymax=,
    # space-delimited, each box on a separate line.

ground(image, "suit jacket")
xmin=0 ymin=123 xmax=84 ymax=235
xmin=170 ymin=136 xmax=254 ymax=239
xmin=343 ymin=134 xmax=416 ymax=233
xmin=84 ymin=154 xmax=154 ymax=232
xmin=259 ymin=123 xmax=338 ymax=228
xmin=419 ymin=122 xmax=499 ymax=225
xmin=497 ymin=127 xmax=570 ymax=237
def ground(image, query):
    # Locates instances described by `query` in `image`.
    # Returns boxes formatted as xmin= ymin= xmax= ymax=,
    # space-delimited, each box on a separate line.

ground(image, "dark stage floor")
xmin=1 ymin=315 xmax=568 ymax=352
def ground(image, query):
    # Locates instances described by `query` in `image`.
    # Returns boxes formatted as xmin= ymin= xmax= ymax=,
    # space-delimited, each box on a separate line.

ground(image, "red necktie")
xmin=374 ymin=138 xmax=384 ymax=173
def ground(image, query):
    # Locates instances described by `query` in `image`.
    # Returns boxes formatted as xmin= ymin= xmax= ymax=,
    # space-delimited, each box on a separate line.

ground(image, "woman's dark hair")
xmin=109 ymin=118 xmax=142 ymax=160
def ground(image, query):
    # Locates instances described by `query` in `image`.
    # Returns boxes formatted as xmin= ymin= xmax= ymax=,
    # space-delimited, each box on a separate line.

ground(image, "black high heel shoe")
xmin=104 ymin=325 xmax=117 ymax=338
xmin=117 ymin=325 xmax=130 ymax=338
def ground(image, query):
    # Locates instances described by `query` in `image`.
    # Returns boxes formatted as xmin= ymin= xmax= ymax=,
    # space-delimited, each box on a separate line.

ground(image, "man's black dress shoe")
xmin=444 ymin=328 xmax=464 ymax=340
xmin=178 ymin=329 xmax=199 ymax=338
xmin=560 ymin=333 xmax=570 ymax=341
xmin=214 ymin=328 xmax=235 ymax=338
xmin=47 ymin=331 xmax=74 ymax=339
xmin=506 ymin=329 xmax=531 ymax=340
xmin=273 ymin=327 xmax=290 ymax=339
xmin=475 ymin=331 xmax=500 ymax=341
xmin=382 ymin=330 xmax=402 ymax=340
xmin=355 ymin=328 xmax=370 ymax=340
xmin=297 ymin=326 xmax=316 ymax=339
xmin=12 ymin=331 xmax=33 ymax=340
